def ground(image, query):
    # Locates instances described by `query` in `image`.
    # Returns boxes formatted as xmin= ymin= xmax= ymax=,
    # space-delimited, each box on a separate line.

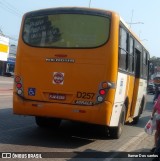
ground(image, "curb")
xmin=118 ymin=132 xmax=148 ymax=152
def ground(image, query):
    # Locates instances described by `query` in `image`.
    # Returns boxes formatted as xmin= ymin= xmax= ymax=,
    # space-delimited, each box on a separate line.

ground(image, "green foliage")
xmin=150 ymin=56 xmax=160 ymax=66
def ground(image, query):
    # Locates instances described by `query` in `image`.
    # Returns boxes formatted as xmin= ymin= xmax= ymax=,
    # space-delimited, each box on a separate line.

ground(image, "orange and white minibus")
xmin=13 ymin=7 xmax=150 ymax=139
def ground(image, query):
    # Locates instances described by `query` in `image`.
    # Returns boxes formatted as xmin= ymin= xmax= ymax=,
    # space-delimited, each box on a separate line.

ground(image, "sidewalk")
xmin=0 ymin=75 xmax=14 ymax=81
xmin=127 ymin=132 xmax=154 ymax=152
xmin=130 ymin=133 xmax=155 ymax=161
xmin=0 ymin=76 xmax=13 ymax=95
xmin=111 ymin=132 xmax=155 ymax=161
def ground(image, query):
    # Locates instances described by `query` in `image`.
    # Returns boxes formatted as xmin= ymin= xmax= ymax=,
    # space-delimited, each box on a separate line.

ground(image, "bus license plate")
xmin=49 ymin=93 xmax=66 ymax=100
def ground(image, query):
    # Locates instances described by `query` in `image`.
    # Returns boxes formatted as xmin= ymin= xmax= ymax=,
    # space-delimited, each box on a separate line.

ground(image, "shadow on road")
xmin=0 ymin=108 xmax=114 ymax=149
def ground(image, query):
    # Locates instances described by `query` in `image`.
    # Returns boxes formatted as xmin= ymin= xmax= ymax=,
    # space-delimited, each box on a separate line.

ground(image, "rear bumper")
xmin=13 ymin=93 xmax=112 ymax=126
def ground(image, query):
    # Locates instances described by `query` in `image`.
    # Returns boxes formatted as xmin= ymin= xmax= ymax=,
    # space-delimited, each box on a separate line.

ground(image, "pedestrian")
xmin=153 ymin=86 xmax=160 ymax=103
xmin=152 ymin=137 xmax=160 ymax=161
xmin=151 ymin=94 xmax=160 ymax=152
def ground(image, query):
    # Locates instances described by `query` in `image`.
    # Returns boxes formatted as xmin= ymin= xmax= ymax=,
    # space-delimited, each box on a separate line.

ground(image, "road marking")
xmin=118 ymin=132 xmax=146 ymax=151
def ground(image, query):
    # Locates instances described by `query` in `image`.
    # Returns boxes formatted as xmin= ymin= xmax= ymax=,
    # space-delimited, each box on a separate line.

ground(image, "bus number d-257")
xmin=77 ymin=92 xmax=95 ymax=99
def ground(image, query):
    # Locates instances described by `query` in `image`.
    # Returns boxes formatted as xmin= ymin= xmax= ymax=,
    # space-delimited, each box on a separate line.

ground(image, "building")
xmin=0 ymin=35 xmax=9 ymax=75
xmin=5 ymin=44 xmax=17 ymax=76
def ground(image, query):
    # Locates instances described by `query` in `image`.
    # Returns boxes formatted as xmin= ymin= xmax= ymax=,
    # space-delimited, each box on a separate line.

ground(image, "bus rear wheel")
xmin=35 ymin=116 xmax=61 ymax=128
xmin=132 ymin=110 xmax=140 ymax=125
xmin=109 ymin=105 xmax=126 ymax=139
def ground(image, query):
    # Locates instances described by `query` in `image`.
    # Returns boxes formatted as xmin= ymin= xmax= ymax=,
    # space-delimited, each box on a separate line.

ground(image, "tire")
xmin=132 ymin=106 xmax=141 ymax=124
xmin=35 ymin=116 xmax=61 ymax=128
xmin=108 ymin=105 xmax=126 ymax=139
xmin=132 ymin=107 xmax=141 ymax=125
xmin=132 ymin=115 xmax=139 ymax=125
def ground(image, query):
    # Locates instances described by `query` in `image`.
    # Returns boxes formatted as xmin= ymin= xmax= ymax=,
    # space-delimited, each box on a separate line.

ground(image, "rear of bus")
xmin=13 ymin=8 xmax=119 ymax=136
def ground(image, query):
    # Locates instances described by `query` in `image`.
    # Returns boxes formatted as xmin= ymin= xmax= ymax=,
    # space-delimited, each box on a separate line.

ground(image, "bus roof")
xmin=24 ymin=7 xmax=112 ymax=18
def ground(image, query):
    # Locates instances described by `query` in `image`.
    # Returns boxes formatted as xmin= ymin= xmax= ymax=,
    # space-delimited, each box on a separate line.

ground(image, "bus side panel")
xmin=109 ymin=72 xmax=127 ymax=126
xmin=131 ymin=79 xmax=147 ymax=117
xmin=125 ymin=75 xmax=135 ymax=121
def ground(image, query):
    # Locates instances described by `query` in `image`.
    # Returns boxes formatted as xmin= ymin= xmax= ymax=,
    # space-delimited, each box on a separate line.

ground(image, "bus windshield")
xmin=23 ymin=14 xmax=110 ymax=48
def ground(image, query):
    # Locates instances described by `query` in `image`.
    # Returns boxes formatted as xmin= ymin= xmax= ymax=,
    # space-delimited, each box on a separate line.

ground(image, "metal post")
xmin=89 ymin=0 xmax=92 ymax=8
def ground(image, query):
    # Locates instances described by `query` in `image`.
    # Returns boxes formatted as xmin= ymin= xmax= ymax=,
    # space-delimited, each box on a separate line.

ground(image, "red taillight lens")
xmin=16 ymin=83 xmax=22 ymax=89
xmin=15 ymin=76 xmax=21 ymax=83
xmin=99 ymin=89 xmax=106 ymax=95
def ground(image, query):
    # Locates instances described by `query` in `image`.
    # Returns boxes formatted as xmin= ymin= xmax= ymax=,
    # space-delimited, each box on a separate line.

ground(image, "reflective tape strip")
xmin=0 ymin=44 xmax=8 ymax=52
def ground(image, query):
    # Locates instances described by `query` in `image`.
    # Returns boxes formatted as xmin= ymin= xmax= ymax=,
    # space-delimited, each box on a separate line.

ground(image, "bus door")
xmin=130 ymin=48 xmax=141 ymax=117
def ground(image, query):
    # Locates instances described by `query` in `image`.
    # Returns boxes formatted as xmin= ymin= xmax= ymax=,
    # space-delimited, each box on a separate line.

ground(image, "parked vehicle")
xmin=4 ymin=72 xmax=14 ymax=77
xmin=153 ymin=75 xmax=160 ymax=102
xmin=147 ymin=83 xmax=156 ymax=94
xmin=153 ymin=86 xmax=160 ymax=103
xmin=153 ymin=75 xmax=160 ymax=85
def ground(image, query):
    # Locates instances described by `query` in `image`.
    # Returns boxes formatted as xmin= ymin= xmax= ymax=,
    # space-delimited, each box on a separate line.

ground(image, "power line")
xmin=6 ymin=35 xmax=18 ymax=41
xmin=3 ymin=0 xmax=23 ymax=15
xmin=0 ymin=28 xmax=3 ymax=34
xmin=0 ymin=0 xmax=22 ymax=18
xmin=0 ymin=1 xmax=21 ymax=41
xmin=89 ymin=0 xmax=92 ymax=8
xmin=0 ymin=33 xmax=18 ymax=42
xmin=0 ymin=4 xmax=21 ymax=18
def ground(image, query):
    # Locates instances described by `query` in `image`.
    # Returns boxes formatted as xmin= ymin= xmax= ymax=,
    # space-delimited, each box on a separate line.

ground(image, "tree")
xmin=150 ymin=56 xmax=160 ymax=66
xmin=150 ymin=56 xmax=160 ymax=75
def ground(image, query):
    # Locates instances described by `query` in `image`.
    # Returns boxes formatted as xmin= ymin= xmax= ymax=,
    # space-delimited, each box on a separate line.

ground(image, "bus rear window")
xmin=23 ymin=14 xmax=110 ymax=48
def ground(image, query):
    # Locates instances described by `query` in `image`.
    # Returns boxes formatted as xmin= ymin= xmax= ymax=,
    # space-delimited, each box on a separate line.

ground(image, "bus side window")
xmin=135 ymin=49 xmax=141 ymax=78
xmin=142 ymin=50 xmax=148 ymax=79
xmin=128 ymin=37 xmax=134 ymax=73
xmin=119 ymin=27 xmax=129 ymax=71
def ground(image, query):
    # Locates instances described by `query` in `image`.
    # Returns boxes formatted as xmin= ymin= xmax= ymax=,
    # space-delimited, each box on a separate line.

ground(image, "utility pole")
xmin=128 ymin=10 xmax=144 ymax=29
xmin=130 ymin=10 xmax=134 ymax=28
xmin=0 ymin=27 xmax=3 ymax=35
xmin=89 ymin=0 xmax=92 ymax=8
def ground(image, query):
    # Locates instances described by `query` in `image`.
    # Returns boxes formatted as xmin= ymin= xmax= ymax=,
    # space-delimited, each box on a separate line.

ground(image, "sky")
xmin=0 ymin=0 xmax=159 ymax=57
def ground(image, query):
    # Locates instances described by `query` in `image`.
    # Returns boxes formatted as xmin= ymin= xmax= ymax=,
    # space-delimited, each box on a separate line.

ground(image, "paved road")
xmin=0 ymin=76 xmax=157 ymax=161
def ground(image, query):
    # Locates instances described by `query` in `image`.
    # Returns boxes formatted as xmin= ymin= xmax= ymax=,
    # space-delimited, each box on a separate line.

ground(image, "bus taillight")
xmin=96 ymin=82 xmax=113 ymax=103
xmin=97 ymin=96 xmax=103 ymax=102
xmin=102 ymin=82 xmax=108 ymax=88
xmin=16 ymin=83 xmax=22 ymax=89
xmin=99 ymin=89 xmax=106 ymax=95
xmin=15 ymin=76 xmax=21 ymax=83
xmin=15 ymin=76 xmax=23 ymax=97
xmin=17 ymin=89 xmax=23 ymax=95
